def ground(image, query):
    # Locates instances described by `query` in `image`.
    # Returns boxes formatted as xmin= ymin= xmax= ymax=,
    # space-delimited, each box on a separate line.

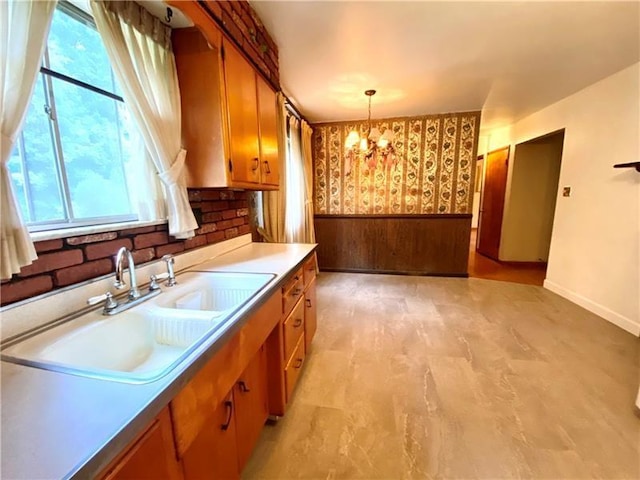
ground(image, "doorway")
xmin=477 ymin=146 xmax=509 ymax=260
xmin=470 ymin=130 xmax=564 ymax=285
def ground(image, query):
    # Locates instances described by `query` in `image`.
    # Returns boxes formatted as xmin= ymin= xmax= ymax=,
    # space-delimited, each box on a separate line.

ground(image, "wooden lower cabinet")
xmin=304 ymin=277 xmax=317 ymax=353
xmin=101 ymin=408 xmax=182 ymax=480
xmin=284 ymin=335 xmax=306 ymax=401
xmin=102 ymin=258 xmax=319 ymax=479
xmin=182 ymin=391 xmax=239 ymax=480
xmin=179 ymin=346 xmax=269 ymax=479
xmin=234 ymin=345 xmax=269 ymax=471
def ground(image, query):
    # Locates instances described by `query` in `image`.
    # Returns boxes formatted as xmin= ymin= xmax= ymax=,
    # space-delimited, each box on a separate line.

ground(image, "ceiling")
xmin=250 ymin=1 xmax=640 ymax=131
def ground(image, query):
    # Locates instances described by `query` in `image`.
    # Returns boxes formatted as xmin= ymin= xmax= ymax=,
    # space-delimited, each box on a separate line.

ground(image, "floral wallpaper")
xmin=312 ymin=111 xmax=481 ymax=215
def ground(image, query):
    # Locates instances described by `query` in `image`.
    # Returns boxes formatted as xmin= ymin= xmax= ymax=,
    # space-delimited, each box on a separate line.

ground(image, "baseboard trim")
xmin=319 ymin=267 xmax=468 ymax=278
xmin=543 ymin=279 xmax=640 ymax=336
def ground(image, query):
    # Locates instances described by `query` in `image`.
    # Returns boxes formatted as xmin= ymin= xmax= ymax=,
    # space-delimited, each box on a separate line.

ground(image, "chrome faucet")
xmin=114 ymin=247 xmax=141 ymax=299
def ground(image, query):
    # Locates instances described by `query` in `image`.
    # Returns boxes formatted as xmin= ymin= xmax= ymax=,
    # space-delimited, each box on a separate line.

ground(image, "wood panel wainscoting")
xmin=314 ymin=214 xmax=472 ymax=276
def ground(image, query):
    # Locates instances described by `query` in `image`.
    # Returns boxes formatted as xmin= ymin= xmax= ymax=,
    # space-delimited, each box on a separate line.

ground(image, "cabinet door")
xmin=256 ymin=75 xmax=279 ymax=187
xmin=102 ymin=408 xmax=182 ymax=480
xmin=223 ymin=40 xmax=260 ymax=185
xmin=182 ymin=391 xmax=239 ymax=480
xmin=173 ymin=27 xmax=228 ymax=188
xmin=234 ymin=345 xmax=269 ymax=471
xmin=304 ymin=277 xmax=317 ymax=352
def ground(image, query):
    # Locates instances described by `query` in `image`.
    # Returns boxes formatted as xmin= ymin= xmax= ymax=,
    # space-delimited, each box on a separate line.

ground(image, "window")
xmin=7 ymin=2 xmax=137 ymax=232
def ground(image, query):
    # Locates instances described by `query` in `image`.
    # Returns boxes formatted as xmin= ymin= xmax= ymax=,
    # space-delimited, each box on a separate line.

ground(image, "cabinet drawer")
xmin=303 ymin=253 xmax=317 ymax=288
xmin=283 ymin=297 xmax=305 ymax=362
xmin=282 ymin=267 xmax=303 ymax=317
xmin=284 ymin=335 xmax=305 ymax=401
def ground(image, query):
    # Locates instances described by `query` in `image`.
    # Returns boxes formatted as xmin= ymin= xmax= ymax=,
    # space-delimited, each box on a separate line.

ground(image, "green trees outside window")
xmin=7 ymin=2 xmax=136 ymax=230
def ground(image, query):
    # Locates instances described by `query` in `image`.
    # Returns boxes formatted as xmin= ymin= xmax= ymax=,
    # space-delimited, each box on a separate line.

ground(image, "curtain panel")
xmin=260 ymin=92 xmax=287 ymax=243
xmin=0 ymin=0 xmax=57 ymax=279
xmin=90 ymin=0 xmax=197 ymax=239
xmin=300 ymin=121 xmax=315 ymax=243
xmin=284 ymin=116 xmax=303 ymax=243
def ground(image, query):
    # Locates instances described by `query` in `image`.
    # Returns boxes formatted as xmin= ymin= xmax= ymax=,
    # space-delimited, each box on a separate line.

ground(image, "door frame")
xmin=477 ymin=145 xmax=510 ymax=260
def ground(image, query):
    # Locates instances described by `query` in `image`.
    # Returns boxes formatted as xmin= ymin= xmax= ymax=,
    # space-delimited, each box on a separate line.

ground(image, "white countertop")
xmin=0 ymin=241 xmax=316 ymax=479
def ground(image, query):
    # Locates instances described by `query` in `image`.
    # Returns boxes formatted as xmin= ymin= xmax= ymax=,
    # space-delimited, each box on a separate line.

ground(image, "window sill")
xmin=30 ymin=219 xmax=168 ymax=242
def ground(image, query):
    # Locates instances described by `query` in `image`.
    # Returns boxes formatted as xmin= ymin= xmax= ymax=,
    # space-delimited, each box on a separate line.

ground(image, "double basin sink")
xmin=1 ymin=271 xmax=276 ymax=383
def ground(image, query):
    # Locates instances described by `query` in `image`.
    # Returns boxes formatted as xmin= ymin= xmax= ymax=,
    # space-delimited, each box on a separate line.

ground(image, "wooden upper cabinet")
xmin=173 ymin=27 xmax=229 ymax=188
xmin=172 ymin=19 xmax=279 ymax=190
xmin=257 ymin=76 xmax=279 ymax=187
xmin=223 ymin=39 xmax=260 ymax=185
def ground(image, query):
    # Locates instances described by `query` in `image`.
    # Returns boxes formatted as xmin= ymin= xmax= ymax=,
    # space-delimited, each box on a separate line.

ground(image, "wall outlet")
xmin=562 ymin=186 xmax=571 ymax=197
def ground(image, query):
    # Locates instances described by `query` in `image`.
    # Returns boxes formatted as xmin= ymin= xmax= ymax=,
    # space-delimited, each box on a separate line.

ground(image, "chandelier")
xmin=344 ymin=89 xmax=396 ymax=175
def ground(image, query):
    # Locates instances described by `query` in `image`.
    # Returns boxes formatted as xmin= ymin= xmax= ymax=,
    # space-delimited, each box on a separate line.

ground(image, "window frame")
xmin=12 ymin=0 xmax=138 ymax=233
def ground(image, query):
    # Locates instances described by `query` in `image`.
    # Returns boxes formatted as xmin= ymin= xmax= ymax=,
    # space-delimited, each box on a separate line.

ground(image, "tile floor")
xmin=244 ymin=273 xmax=639 ymax=479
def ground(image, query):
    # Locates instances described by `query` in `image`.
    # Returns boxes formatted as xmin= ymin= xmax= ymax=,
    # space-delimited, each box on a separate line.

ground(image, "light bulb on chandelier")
xmin=344 ymin=89 xmax=396 ymax=176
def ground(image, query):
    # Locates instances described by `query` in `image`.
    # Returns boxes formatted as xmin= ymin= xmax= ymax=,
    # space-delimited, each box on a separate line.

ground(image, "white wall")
xmin=501 ymin=139 xmax=562 ymax=262
xmin=483 ymin=63 xmax=640 ymax=335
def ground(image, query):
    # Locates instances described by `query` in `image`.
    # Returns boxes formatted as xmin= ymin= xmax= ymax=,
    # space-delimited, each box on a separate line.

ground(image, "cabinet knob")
xmin=306 ymin=298 xmax=312 ymax=308
xmin=238 ymin=380 xmax=250 ymax=393
xmin=293 ymin=318 xmax=302 ymax=327
xmin=263 ymin=160 xmax=271 ymax=174
xmin=294 ymin=358 xmax=303 ymax=369
xmin=251 ymin=157 xmax=259 ymax=171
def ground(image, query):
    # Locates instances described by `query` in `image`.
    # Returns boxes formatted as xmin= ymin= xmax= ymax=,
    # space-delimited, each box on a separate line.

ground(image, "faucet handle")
xmin=149 ymin=273 xmax=169 ymax=291
xmin=87 ymin=292 xmax=118 ymax=312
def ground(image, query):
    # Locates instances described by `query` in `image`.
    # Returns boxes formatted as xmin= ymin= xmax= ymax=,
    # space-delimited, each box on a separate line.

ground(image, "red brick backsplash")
xmin=0 ymin=189 xmax=251 ymax=307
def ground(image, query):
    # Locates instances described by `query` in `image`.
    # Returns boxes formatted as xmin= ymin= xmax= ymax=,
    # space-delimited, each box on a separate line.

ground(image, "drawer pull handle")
xmin=294 ymin=358 xmax=303 ymax=369
xmin=294 ymin=275 xmax=300 ymax=281
xmin=251 ymin=157 xmax=259 ymax=171
xmin=263 ymin=160 xmax=271 ymax=174
xmin=238 ymin=381 xmax=250 ymax=393
xmin=306 ymin=299 xmax=312 ymax=308
xmin=221 ymin=400 xmax=233 ymax=431
xmin=293 ymin=288 xmax=302 ymax=296
xmin=293 ymin=318 xmax=302 ymax=327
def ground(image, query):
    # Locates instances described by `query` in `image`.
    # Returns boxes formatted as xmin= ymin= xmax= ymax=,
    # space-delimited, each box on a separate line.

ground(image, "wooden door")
xmin=234 ymin=345 xmax=269 ymax=471
xmin=477 ymin=146 xmax=510 ymax=260
xmin=101 ymin=409 xmax=182 ymax=480
xmin=256 ymin=75 xmax=279 ymax=187
xmin=304 ymin=278 xmax=317 ymax=353
xmin=181 ymin=391 xmax=239 ymax=480
xmin=223 ymin=40 xmax=260 ymax=185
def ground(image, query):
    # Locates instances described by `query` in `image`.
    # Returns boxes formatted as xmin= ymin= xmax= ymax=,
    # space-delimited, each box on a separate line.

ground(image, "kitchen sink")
xmin=1 ymin=271 xmax=276 ymax=383
xmin=153 ymin=271 xmax=275 ymax=313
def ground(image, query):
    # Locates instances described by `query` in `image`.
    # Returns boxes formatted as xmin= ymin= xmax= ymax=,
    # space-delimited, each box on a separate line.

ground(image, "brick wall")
xmin=0 ymin=189 xmax=250 ymax=307
xmin=201 ymin=0 xmax=279 ymax=88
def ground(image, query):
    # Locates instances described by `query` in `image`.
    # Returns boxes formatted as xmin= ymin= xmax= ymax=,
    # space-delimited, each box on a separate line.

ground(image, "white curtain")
xmin=90 ymin=0 xmax=197 ymax=238
xmin=284 ymin=116 xmax=303 ymax=242
xmin=260 ymin=92 xmax=287 ymax=242
xmin=0 ymin=0 xmax=57 ymax=280
xmin=301 ymin=121 xmax=315 ymax=243
xmin=284 ymin=115 xmax=315 ymax=244
xmin=121 ymin=108 xmax=166 ymax=223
